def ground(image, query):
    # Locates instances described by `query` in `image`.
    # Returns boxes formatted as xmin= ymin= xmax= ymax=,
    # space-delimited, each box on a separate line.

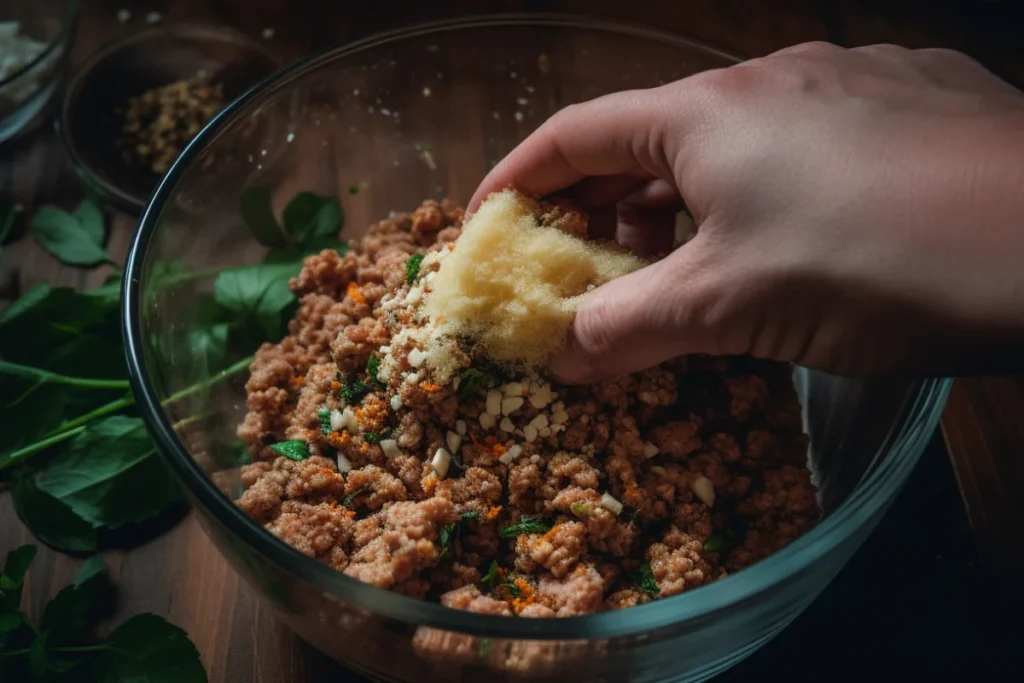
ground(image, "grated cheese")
xmin=422 ymin=189 xmax=645 ymax=365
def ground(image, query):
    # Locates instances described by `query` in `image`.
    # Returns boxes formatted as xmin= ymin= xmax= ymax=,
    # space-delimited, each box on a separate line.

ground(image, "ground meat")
xmin=235 ymin=198 xmax=823 ymax=627
xmin=514 ymin=522 xmax=587 ymax=578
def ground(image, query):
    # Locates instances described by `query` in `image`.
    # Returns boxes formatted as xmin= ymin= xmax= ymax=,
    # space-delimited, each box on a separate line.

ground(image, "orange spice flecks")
xmin=486 ymin=505 xmax=503 ymax=521
xmin=423 ymin=474 xmax=438 ymax=495
xmin=419 ymin=382 xmax=440 ymax=392
xmin=359 ymin=442 xmax=369 ymax=454
xmin=491 ymin=443 xmax=508 ymax=459
xmin=502 ymin=577 xmax=536 ymax=614
xmin=347 ymin=281 xmax=366 ymax=305
xmin=327 ymin=430 xmax=351 ymax=448
xmin=330 ymin=380 xmax=342 ymax=391
xmin=541 ymin=524 xmax=562 ymax=543
xmin=290 ymin=375 xmax=306 ymax=389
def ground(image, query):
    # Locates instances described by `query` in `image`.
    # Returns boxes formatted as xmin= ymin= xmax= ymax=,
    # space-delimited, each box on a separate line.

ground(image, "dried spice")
xmin=116 ymin=75 xmax=225 ymax=174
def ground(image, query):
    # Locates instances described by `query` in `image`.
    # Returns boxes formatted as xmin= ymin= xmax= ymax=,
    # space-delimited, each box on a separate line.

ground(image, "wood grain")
xmin=3 ymin=1 xmax=1023 ymax=681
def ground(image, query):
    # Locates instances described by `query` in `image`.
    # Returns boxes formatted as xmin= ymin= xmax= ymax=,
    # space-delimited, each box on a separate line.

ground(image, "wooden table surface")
xmin=3 ymin=1 xmax=1023 ymax=681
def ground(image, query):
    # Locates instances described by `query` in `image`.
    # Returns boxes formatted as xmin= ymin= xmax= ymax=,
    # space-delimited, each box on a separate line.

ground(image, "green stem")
xmin=54 ymin=395 xmax=136 ymax=434
xmin=0 ymin=360 xmax=130 ymax=390
xmin=0 ymin=644 xmax=110 ymax=657
xmin=0 ymin=355 xmax=253 ymax=471
xmin=0 ymin=427 xmax=84 ymax=471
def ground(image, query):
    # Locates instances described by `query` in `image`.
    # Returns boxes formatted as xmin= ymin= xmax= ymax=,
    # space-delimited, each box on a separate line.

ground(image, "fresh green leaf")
xmin=214 ymin=262 xmax=301 ymax=339
xmin=461 ymin=510 xmax=480 ymax=521
xmin=405 ymin=253 xmax=424 ymax=285
xmin=282 ymin=193 xmax=343 ymax=244
xmin=479 ymin=560 xmax=498 ymax=589
xmin=366 ymin=354 xmax=381 ymax=385
xmin=458 ymin=368 xmax=483 ymax=397
xmin=438 ymin=522 xmax=457 ymax=557
xmin=12 ymin=472 xmax=97 ymax=553
xmin=0 ymin=375 xmax=70 ymax=456
xmin=28 ymin=631 xmax=47 ymax=679
xmin=269 ymin=440 xmax=309 ymax=461
xmin=31 ymin=206 xmax=111 ymax=267
xmin=93 ymin=613 xmax=207 ymax=683
xmin=634 ymin=563 xmax=659 ymax=597
xmin=340 ymin=380 xmax=371 ymax=405
xmin=363 ymin=431 xmax=390 ymax=445
xmin=187 ymin=323 xmax=229 ymax=373
xmin=2 ymin=545 xmax=37 ymax=588
xmin=72 ymin=199 xmax=105 ymax=245
xmin=318 ymin=406 xmax=332 ymax=435
xmin=40 ymin=555 xmax=108 ymax=646
xmin=498 ymin=582 xmax=521 ymax=598
xmin=341 ymin=488 xmax=367 ymax=506
xmin=240 ymin=186 xmax=287 ymax=249
xmin=36 ymin=416 xmax=183 ymax=529
xmin=498 ymin=515 xmax=550 ymax=539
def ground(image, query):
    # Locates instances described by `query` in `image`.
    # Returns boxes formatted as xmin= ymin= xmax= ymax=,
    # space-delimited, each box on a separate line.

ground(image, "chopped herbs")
xmin=570 ymin=502 xmax=593 ymax=517
xmin=341 ymin=380 xmax=371 ymax=404
xmin=478 ymin=638 xmax=492 ymax=658
xmin=703 ymin=534 xmax=729 ymax=552
xmin=405 ymin=253 xmax=425 ymax=285
xmin=479 ymin=560 xmax=498 ymax=589
xmin=269 ymin=440 xmax=309 ymax=461
xmin=363 ymin=430 xmax=392 ymax=445
xmin=366 ymin=353 xmax=382 ymax=384
xmin=439 ymin=522 xmax=457 ymax=557
xmin=341 ymin=488 xmax=368 ymax=506
xmin=318 ymin=406 xmax=332 ymax=435
xmin=498 ymin=515 xmax=550 ymax=538
xmin=634 ymin=563 xmax=659 ymax=597
xmin=458 ymin=368 xmax=484 ymax=396
xmin=461 ymin=510 xmax=480 ymax=521
xmin=498 ymin=582 xmax=521 ymax=598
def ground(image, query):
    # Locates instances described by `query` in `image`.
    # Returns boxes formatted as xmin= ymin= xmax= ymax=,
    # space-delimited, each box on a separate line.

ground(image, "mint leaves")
xmin=241 ymin=185 xmax=346 ymax=255
xmin=498 ymin=515 xmax=550 ymax=538
xmin=0 ymin=549 xmax=206 ymax=682
xmin=268 ymin=440 xmax=309 ymax=461
xmin=31 ymin=199 xmax=113 ymax=267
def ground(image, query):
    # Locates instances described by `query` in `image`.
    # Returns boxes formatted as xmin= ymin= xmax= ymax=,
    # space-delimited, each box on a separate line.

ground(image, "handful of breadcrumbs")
xmin=116 ymin=75 xmax=225 ymax=174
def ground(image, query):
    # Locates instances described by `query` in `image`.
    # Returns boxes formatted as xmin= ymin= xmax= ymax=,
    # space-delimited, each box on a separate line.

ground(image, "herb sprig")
xmin=498 ymin=515 xmax=550 ymax=538
xmin=0 ymin=546 xmax=205 ymax=682
xmin=634 ymin=563 xmax=660 ymax=597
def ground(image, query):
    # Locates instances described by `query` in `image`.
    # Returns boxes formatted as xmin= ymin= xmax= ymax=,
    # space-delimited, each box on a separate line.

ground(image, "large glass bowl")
xmin=122 ymin=15 xmax=952 ymax=683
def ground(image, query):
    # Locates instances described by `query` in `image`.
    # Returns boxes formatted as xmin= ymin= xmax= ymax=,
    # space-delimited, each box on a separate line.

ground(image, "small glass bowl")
xmin=0 ymin=0 xmax=77 ymax=144
xmin=57 ymin=24 xmax=281 ymax=214
xmin=123 ymin=14 xmax=953 ymax=683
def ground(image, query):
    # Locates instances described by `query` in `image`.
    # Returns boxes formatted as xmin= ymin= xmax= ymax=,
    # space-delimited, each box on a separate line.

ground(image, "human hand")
xmin=470 ymin=42 xmax=1024 ymax=382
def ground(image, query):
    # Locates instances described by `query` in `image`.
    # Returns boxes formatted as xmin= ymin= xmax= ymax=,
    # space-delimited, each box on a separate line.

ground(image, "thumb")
xmin=548 ymin=247 xmax=710 ymax=384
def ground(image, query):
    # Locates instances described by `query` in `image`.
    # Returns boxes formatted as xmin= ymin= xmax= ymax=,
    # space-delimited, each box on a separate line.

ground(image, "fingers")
xmin=468 ymin=88 xmax=678 ymax=212
xmin=548 ymin=238 xmax=713 ymax=384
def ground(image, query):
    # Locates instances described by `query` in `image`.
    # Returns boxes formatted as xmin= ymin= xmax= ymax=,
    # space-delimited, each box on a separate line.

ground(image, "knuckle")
xmin=574 ymin=294 xmax=620 ymax=362
xmin=770 ymin=40 xmax=842 ymax=59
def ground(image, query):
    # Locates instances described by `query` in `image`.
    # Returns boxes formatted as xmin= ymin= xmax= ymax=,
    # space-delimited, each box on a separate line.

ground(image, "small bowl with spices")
xmin=0 ymin=0 xmax=78 ymax=143
xmin=57 ymin=24 xmax=282 ymax=214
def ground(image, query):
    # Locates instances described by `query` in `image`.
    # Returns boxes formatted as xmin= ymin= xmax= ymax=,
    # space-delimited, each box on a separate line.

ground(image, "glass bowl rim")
xmin=0 ymin=0 xmax=78 ymax=89
xmin=123 ymin=12 xmax=953 ymax=640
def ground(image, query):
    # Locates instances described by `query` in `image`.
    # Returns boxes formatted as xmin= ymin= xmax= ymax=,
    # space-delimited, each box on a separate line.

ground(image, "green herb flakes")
xmin=405 ymin=253 xmax=425 ymax=285
xmin=478 ymin=638 xmax=492 ymax=658
xmin=364 ymin=430 xmax=392 ymax=445
xmin=318 ymin=406 xmax=332 ymax=435
xmin=367 ymin=353 xmax=382 ymax=385
xmin=458 ymin=368 xmax=483 ymax=396
xmin=461 ymin=510 xmax=480 ymax=521
xmin=269 ymin=440 xmax=310 ymax=461
xmin=342 ymin=488 xmax=368 ymax=506
xmin=498 ymin=515 xmax=550 ymax=539
xmin=341 ymin=380 xmax=371 ymax=404
xmin=439 ymin=522 xmax=457 ymax=557
xmin=480 ymin=560 xmax=498 ymax=589
xmin=634 ymin=563 xmax=659 ymax=597
xmin=703 ymin=534 xmax=729 ymax=552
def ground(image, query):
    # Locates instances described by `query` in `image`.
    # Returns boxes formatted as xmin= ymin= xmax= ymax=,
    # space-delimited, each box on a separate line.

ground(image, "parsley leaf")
xmin=479 ymin=560 xmax=498 ymax=590
xmin=214 ymin=261 xmax=301 ymax=340
xmin=35 ymin=416 xmax=184 ymax=529
xmin=498 ymin=515 xmax=550 ymax=538
xmin=92 ymin=613 xmax=207 ymax=683
xmin=240 ymin=185 xmax=288 ymax=249
xmin=478 ymin=638 xmax=492 ymax=658
xmin=31 ymin=202 xmax=112 ymax=267
xmin=318 ymin=406 xmax=332 ymax=435
xmin=341 ymin=380 xmax=371 ymax=404
xmin=405 ymin=253 xmax=424 ymax=285
xmin=363 ymin=430 xmax=392 ymax=445
xmin=269 ymin=440 xmax=309 ymax=461
xmin=0 ymin=545 xmax=37 ymax=612
xmin=40 ymin=554 xmax=110 ymax=647
xmin=634 ymin=563 xmax=660 ymax=597
xmin=366 ymin=353 xmax=382 ymax=385
xmin=499 ymin=582 xmax=521 ymax=598
xmin=461 ymin=510 xmax=480 ymax=521
xmin=11 ymin=471 xmax=98 ymax=552
xmin=282 ymin=192 xmax=344 ymax=244
xmin=458 ymin=368 xmax=483 ymax=396
xmin=341 ymin=488 xmax=368 ymax=506
xmin=703 ymin=534 xmax=730 ymax=552
xmin=439 ymin=522 xmax=457 ymax=557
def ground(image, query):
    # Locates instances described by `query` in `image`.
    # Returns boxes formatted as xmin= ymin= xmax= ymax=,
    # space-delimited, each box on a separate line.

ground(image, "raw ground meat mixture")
xmin=235 ymin=198 xmax=823 ymax=620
